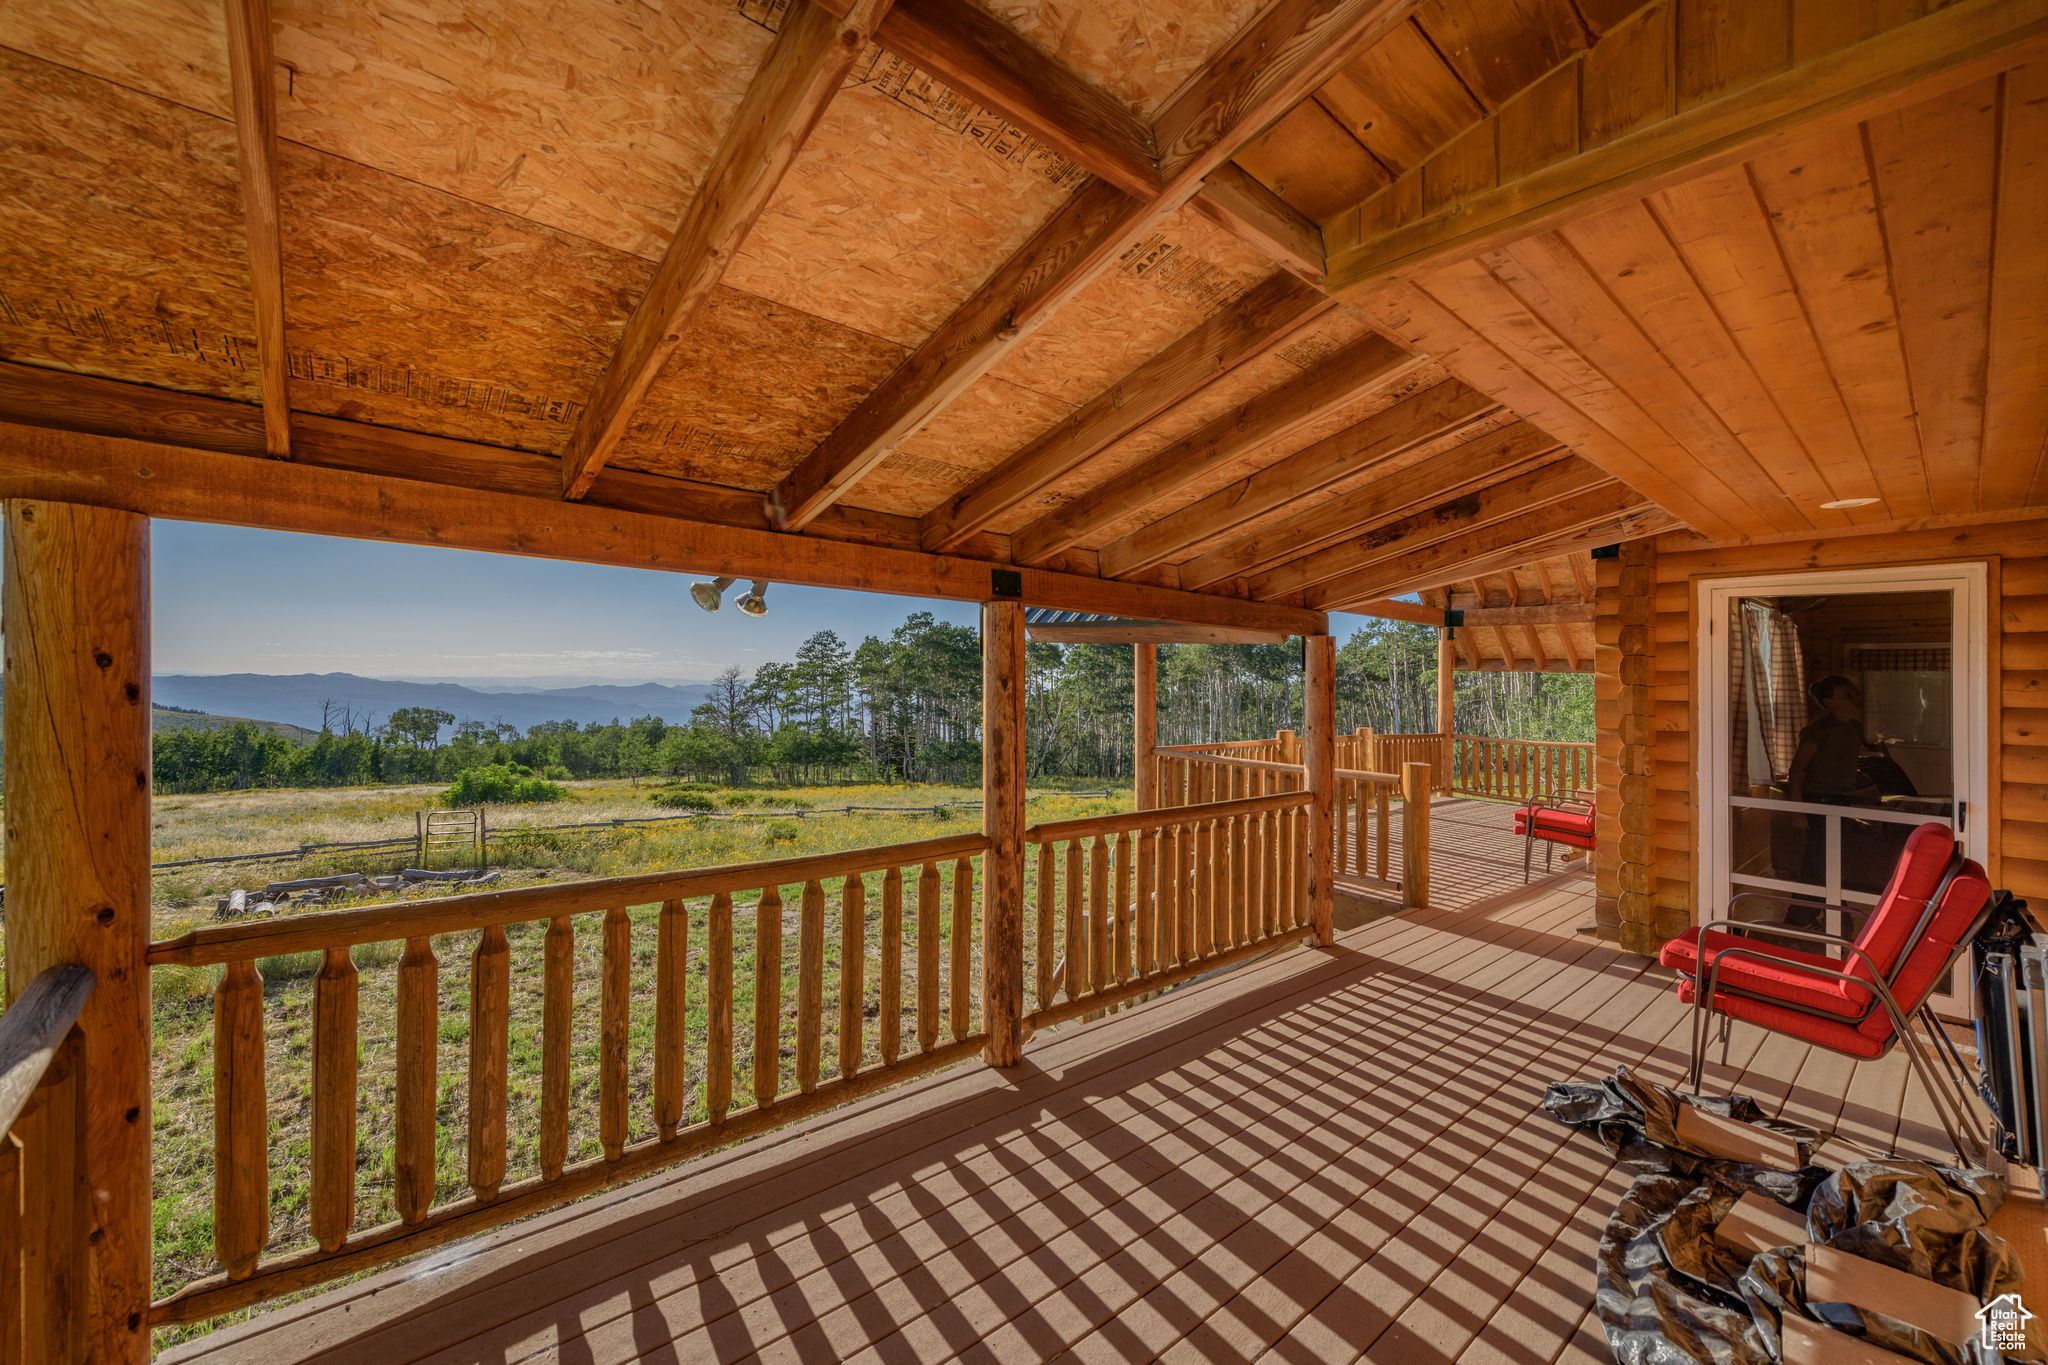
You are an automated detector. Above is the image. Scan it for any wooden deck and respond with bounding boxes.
[166,806,1973,1365]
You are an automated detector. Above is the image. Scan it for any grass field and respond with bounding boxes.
[0,776,1133,1350]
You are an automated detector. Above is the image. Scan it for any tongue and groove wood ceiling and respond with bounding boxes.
[1,0,2042,622]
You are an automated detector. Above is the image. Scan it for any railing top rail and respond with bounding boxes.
[1152,747,1304,774]
[0,962,95,1138]
[147,831,992,967]
[1333,768,1402,784]
[1028,790,1309,842]
[1456,735,1594,749]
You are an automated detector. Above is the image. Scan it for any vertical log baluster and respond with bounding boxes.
[1233,813,1250,947]
[880,869,902,1066]
[949,857,972,1040]
[601,905,631,1158]
[1035,842,1055,1009]
[1089,835,1110,993]
[310,944,357,1253]
[1135,828,1155,976]
[541,916,572,1178]
[468,924,510,1201]
[214,959,268,1277]
[707,893,734,1123]
[394,937,437,1226]
[1336,776,1350,877]
[1377,785,1391,882]
[1114,831,1133,984]
[797,879,825,1094]
[655,898,688,1141]
[1063,840,1085,1000]
[1195,818,1215,958]
[839,874,865,1080]
[1175,823,1194,964]
[754,885,784,1107]
[1247,809,1265,942]
[916,862,940,1053]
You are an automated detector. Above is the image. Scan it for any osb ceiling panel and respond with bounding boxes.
[274,0,768,262]
[854,375,1076,516]
[981,0,1265,116]
[0,0,231,118]
[0,49,260,402]
[724,65,1084,347]
[278,142,645,452]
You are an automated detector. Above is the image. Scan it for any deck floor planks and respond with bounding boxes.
[163,806,1972,1365]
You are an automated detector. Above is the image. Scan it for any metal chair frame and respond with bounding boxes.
[1519,788,1594,883]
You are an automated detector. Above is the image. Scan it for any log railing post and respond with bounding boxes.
[982,600,1026,1065]
[1133,642,1157,812]
[1305,634,1336,944]
[2,500,152,1362]
[1402,762,1432,910]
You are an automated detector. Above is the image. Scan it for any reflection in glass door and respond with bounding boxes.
[1701,566,1986,1017]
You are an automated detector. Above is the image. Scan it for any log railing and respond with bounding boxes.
[1367,733,1453,792]
[1451,735,1594,802]
[0,963,97,1364]
[1333,767,1397,886]
[1026,791,1314,1030]
[1151,744,1305,809]
[145,831,991,1327]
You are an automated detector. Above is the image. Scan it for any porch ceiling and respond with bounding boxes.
[1422,551,1597,674]
[0,0,2040,625]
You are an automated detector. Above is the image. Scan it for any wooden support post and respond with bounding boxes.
[981,599,1026,1066]
[1402,762,1431,910]
[1133,642,1157,811]
[2,500,152,1362]
[1305,634,1336,945]
[1437,627,1456,791]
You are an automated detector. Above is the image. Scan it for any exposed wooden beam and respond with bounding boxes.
[1342,598,1444,627]
[1189,162,1327,283]
[0,423,1328,636]
[224,0,290,458]
[919,272,1333,553]
[560,0,889,501]
[1313,498,1681,610]
[1102,380,1501,581]
[1010,332,1423,567]
[1468,658,1594,674]
[1325,0,2048,298]
[1454,603,1596,626]
[1178,422,1569,592]
[1025,623,1293,645]
[771,180,1148,531]
[1248,459,1625,601]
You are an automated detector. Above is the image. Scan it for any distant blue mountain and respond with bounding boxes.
[150,673,715,738]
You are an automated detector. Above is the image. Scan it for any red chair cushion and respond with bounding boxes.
[1861,858,1990,1047]
[1674,978,1888,1059]
[1515,808,1594,836]
[1661,928,1874,1017]
[1847,823,1962,994]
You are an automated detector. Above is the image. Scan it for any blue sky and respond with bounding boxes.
[138,522,1373,679]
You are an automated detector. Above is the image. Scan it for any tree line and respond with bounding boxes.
[147,613,1594,793]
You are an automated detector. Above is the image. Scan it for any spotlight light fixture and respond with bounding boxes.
[1818,497,1881,509]
[690,577,734,613]
[735,579,770,617]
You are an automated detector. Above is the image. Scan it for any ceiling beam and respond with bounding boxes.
[1247,458,1623,600]
[918,271,1333,553]
[1325,0,2048,298]
[1343,598,1444,627]
[1312,498,1681,610]
[1457,603,1596,626]
[1025,623,1293,644]
[224,0,290,458]
[1010,332,1423,566]
[1179,422,1570,592]
[1187,162,1327,284]
[0,422,1328,636]
[770,179,1148,531]
[560,0,888,501]
[1099,378,1501,581]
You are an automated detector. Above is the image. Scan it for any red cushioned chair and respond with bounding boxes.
[1515,791,1595,882]
[1660,822,1997,1164]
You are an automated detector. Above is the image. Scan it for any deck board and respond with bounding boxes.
[164,806,1962,1365]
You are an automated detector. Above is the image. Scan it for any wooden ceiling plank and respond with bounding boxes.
[1483,231,1816,535]
[1241,453,1612,599]
[1748,123,1933,519]
[1324,0,2048,296]
[1179,422,1574,592]
[1015,332,1428,568]
[1096,376,1500,579]
[1558,199,1855,527]
[1189,162,1329,283]
[918,271,1334,553]
[1313,19,1486,178]
[771,179,1148,531]
[1867,78,2001,516]
[1232,99,1390,223]
[1649,164,1891,520]
[224,0,289,458]
[1984,61,2048,511]
[559,0,888,502]
[1383,262,1751,537]
[1415,0,1590,112]
[1311,496,1680,608]
[0,421,1327,636]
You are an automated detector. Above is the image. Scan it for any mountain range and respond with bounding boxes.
[150,673,717,738]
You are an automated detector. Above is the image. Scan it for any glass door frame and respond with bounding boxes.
[1696,563,1988,1010]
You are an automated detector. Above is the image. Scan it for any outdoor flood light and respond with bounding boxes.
[735,580,770,617]
[691,577,734,612]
